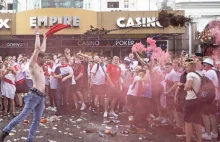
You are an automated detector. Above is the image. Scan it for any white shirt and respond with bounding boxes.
[185,72,202,100]
[203,69,219,100]
[91,64,106,85]
[49,63,59,89]
[127,76,142,96]
[71,66,76,85]
[124,57,138,72]
[164,69,180,96]
[23,62,32,80]
[196,70,205,76]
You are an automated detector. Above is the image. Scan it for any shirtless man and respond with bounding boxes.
[0,27,47,142]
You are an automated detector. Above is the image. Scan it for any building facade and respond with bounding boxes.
[0,8,185,58]
[175,0,220,55]
[1,0,220,57]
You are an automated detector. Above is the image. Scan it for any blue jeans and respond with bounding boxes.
[3,92,45,142]
[26,79,33,92]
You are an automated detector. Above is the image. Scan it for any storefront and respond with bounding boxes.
[0,8,185,57]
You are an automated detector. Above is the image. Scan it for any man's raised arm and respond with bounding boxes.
[40,33,47,52]
[29,27,41,68]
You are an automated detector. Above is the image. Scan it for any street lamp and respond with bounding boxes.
[156,0,175,10]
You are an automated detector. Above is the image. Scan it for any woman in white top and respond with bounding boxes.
[0,61,16,117]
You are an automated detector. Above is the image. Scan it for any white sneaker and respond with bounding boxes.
[211,132,218,139]
[202,133,212,140]
[154,116,162,121]
[80,103,86,111]
[46,106,52,110]
[51,107,57,112]
[149,114,155,119]
[103,111,108,118]
[161,118,167,124]
[109,111,118,117]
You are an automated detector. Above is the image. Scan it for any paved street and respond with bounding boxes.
[0,109,219,142]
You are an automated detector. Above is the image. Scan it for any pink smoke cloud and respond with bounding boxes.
[208,21,220,44]
[131,42,146,53]
[146,38,170,63]
[212,47,220,62]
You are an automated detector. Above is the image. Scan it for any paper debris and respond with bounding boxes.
[52,127,57,130]
[21,137,27,140]
[105,126,112,130]
[13,138,20,141]
[36,136,43,138]
[76,118,83,122]
[48,139,56,142]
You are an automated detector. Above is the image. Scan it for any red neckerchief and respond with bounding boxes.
[49,63,54,69]
[206,67,212,71]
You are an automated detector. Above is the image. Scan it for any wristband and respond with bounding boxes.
[35,33,40,35]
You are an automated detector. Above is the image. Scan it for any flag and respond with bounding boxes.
[46,24,71,38]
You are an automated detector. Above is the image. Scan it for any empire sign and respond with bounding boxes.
[30,16,80,27]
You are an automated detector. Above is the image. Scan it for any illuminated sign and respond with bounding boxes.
[117,17,162,28]
[30,16,80,27]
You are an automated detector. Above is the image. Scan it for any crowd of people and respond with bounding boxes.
[0,34,220,142]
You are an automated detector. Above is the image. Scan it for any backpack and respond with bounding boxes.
[214,70,220,92]
[192,72,215,104]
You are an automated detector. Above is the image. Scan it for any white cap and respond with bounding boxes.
[202,58,214,66]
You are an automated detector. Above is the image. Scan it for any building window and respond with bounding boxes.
[7,3,13,10]
[124,0,129,8]
[41,0,83,8]
[107,2,119,8]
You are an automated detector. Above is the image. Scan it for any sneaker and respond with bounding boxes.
[109,111,118,117]
[149,114,155,119]
[202,133,212,140]
[80,103,86,111]
[0,131,9,142]
[51,107,57,112]
[211,132,218,139]
[154,116,162,121]
[46,106,52,110]
[103,111,108,118]
[92,109,98,115]
[161,118,167,124]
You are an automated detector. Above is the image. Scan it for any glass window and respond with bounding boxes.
[124,0,129,8]
[41,0,83,8]
[7,3,13,10]
[107,2,119,8]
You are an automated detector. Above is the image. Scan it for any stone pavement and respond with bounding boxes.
[0,109,219,142]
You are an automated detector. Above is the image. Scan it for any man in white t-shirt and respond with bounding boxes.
[201,58,219,140]
[184,61,202,142]
[126,69,149,127]
[90,56,106,114]
[164,63,180,125]
[124,53,138,72]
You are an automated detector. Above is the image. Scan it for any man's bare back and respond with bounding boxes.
[30,63,45,93]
